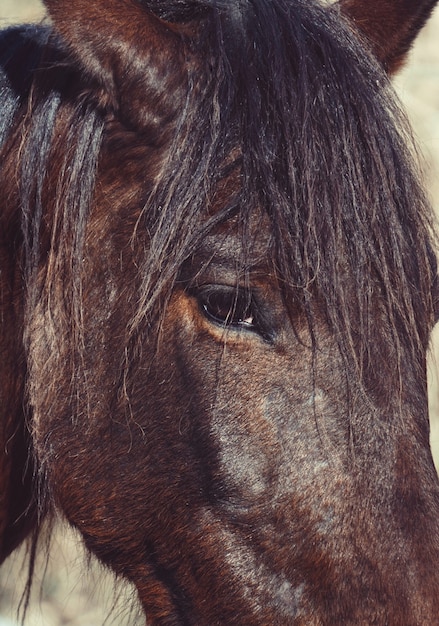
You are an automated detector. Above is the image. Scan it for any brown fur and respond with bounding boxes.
[1,0,439,624]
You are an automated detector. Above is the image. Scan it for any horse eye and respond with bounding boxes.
[197,287,256,332]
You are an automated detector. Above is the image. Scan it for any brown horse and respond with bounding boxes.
[1,0,439,623]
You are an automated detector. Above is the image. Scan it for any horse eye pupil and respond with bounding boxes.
[205,294,230,321]
[193,287,274,342]
[202,291,253,328]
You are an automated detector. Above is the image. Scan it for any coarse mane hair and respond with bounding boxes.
[0,0,437,410]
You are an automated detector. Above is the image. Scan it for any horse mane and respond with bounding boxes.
[0,0,437,410]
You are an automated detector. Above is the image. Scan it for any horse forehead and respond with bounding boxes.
[194,214,273,272]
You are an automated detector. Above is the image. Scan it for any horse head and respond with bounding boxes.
[1,0,439,623]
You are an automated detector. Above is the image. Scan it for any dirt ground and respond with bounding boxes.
[1,2,439,625]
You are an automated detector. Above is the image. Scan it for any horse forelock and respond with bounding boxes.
[134,0,438,394]
[0,0,437,405]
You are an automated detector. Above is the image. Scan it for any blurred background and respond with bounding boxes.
[1,1,439,624]
[0,0,44,24]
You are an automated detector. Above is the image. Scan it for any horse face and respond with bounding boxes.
[28,150,438,625]
[32,209,345,623]
[17,0,439,623]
